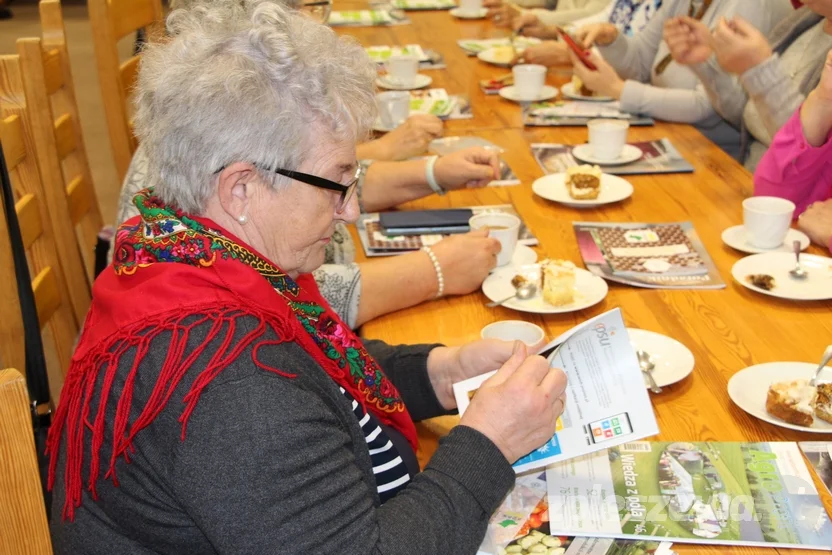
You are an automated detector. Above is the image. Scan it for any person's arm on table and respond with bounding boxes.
[172,342,565,554]
[797,199,832,251]
[351,231,501,328]
[360,148,499,213]
[356,115,443,162]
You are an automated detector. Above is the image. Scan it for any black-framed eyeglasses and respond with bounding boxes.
[272,165,360,212]
[215,163,361,212]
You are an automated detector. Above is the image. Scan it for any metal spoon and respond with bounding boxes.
[808,344,832,387]
[637,350,662,394]
[486,282,537,308]
[789,240,808,280]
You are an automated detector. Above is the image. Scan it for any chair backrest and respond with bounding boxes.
[0,368,52,555]
[0,74,79,405]
[0,42,92,328]
[88,0,163,182]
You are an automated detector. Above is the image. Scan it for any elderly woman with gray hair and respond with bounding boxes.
[48,2,568,553]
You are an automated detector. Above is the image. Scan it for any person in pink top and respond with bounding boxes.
[754,49,832,252]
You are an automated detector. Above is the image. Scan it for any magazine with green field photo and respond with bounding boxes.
[546,442,832,550]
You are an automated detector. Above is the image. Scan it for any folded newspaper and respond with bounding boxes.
[523,101,655,127]
[365,44,446,69]
[454,308,660,474]
[531,141,693,176]
[328,9,409,26]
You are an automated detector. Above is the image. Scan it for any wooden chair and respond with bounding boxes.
[88,0,164,182]
[0,82,79,406]
[0,41,93,328]
[0,368,52,555]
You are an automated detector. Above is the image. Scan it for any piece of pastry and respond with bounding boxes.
[746,274,775,291]
[814,383,832,424]
[541,259,576,306]
[572,75,594,97]
[766,379,816,427]
[566,165,602,200]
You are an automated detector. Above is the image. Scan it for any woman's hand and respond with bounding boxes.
[711,16,772,75]
[490,3,521,28]
[664,16,713,65]
[369,114,443,161]
[575,23,618,48]
[519,41,570,67]
[512,13,555,39]
[798,199,832,249]
[430,229,501,296]
[568,49,625,99]
[800,51,832,146]
[434,147,500,190]
[458,342,567,464]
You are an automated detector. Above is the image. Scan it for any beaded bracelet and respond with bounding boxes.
[422,246,445,298]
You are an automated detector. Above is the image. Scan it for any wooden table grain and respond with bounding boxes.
[336,8,832,554]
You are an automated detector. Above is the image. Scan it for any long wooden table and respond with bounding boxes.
[335,7,832,555]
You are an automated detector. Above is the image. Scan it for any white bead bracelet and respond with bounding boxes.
[422,246,444,298]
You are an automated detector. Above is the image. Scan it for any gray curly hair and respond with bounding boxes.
[133,0,377,213]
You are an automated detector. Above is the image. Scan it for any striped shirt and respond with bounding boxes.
[340,387,415,503]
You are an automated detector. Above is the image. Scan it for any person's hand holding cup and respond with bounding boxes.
[469,213,521,267]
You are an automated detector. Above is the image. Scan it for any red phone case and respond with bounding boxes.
[557,28,597,71]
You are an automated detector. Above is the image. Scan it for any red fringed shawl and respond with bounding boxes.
[46,189,418,521]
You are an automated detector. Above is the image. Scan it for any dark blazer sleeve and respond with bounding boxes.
[170,339,515,555]
[362,339,453,421]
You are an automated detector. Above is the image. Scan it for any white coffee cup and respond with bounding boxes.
[376,91,410,128]
[587,119,629,161]
[385,55,420,87]
[469,213,521,267]
[459,0,483,15]
[512,64,547,100]
[743,196,796,249]
[481,320,545,350]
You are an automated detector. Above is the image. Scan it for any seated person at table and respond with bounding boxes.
[511,0,664,67]
[49,3,569,552]
[564,0,790,161]
[753,51,832,253]
[489,0,609,28]
[664,1,832,170]
[118,141,502,328]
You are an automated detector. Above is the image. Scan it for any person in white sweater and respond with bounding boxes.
[566,0,793,161]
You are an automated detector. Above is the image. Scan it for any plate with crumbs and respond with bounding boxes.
[482,262,608,314]
[731,252,832,300]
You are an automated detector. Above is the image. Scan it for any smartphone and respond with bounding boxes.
[379,209,474,236]
[586,412,633,444]
[557,27,598,71]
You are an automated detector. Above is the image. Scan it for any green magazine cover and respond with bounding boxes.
[546,442,832,550]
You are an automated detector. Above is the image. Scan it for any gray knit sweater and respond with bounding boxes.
[50,318,515,554]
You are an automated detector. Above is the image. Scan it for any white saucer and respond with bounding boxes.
[721,225,810,254]
[532,172,633,208]
[375,74,432,90]
[505,244,538,268]
[731,252,832,301]
[627,328,694,389]
[482,263,608,314]
[450,7,488,18]
[728,362,832,433]
[560,82,614,102]
[572,143,643,166]
[498,85,559,103]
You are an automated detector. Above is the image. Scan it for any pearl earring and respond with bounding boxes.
[238,214,248,224]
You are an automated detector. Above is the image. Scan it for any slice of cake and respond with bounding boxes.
[572,75,594,97]
[815,383,832,424]
[566,165,602,200]
[541,259,576,306]
[766,379,816,427]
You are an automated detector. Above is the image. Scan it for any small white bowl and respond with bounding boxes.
[480,320,545,349]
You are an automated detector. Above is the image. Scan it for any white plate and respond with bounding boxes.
[721,225,810,254]
[482,264,608,314]
[560,82,614,102]
[375,74,432,90]
[450,7,488,18]
[731,252,832,301]
[477,47,519,67]
[506,244,537,268]
[572,143,643,166]
[728,362,832,433]
[627,329,694,389]
[498,85,559,103]
[532,172,633,208]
